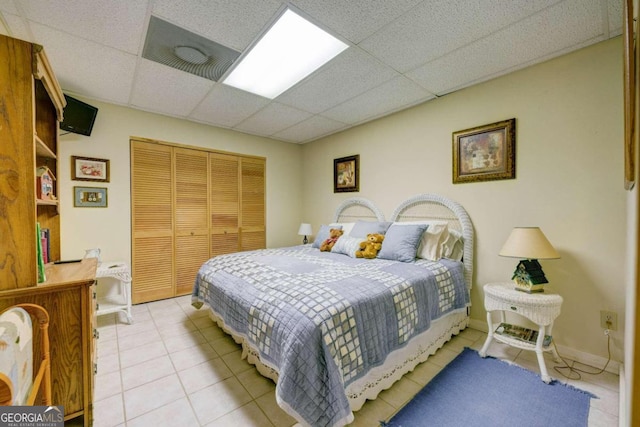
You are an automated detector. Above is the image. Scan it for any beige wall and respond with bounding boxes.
[301,37,625,363]
[58,102,303,265]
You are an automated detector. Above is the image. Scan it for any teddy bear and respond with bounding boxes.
[355,233,385,259]
[320,228,344,252]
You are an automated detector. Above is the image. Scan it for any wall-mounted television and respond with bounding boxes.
[60,95,98,136]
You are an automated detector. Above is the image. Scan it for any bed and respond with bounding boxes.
[192,194,473,427]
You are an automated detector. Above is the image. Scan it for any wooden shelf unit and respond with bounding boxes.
[0,35,96,425]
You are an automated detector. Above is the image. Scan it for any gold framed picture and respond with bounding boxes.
[623,0,636,190]
[452,118,516,184]
[334,155,359,193]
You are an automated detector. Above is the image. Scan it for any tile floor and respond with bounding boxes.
[89,295,620,427]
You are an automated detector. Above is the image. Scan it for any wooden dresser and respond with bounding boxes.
[0,259,97,425]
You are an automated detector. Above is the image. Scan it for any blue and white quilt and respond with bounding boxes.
[192,245,469,427]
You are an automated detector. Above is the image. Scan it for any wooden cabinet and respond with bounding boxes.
[0,34,65,289]
[131,139,266,303]
[0,34,95,425]
[0,259,98,425]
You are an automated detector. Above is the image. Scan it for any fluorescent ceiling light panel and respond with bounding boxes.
[223,9,348,99]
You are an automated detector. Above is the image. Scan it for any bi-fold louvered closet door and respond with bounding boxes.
[131,139,266,304]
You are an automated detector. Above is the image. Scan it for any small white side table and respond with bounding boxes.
[479,282,563,383]
[96,261,133,324]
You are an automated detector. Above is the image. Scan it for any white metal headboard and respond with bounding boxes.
[332,198,385,223]
[390,194,474,290]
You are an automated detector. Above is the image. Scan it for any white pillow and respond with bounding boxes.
[331,235,362,258]
[330,222,355,236]
[442,229,464,261]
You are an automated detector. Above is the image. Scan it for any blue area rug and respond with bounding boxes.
[384,347,596,427]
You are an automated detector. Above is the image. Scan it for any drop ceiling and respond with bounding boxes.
[0,0,623,144]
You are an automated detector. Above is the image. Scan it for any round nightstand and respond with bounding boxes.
[478,282,563,383]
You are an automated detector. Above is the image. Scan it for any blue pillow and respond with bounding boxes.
[378,224,428,262]
[312,224,342,248]
[349,220,392,238]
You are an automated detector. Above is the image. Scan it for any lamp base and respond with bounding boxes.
[512,259,548,293]
[302,236,308,244]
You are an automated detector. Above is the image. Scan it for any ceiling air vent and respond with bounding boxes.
[142,16,240,81]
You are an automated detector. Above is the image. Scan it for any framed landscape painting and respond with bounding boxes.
[452,118,516,184]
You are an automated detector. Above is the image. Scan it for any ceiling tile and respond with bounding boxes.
[29,23,137,104]
[607,0,623,36]
[130,59,214,117]
[321,76,434,125]
[290,0,422,43]
[359,0,559,73]
[407,0,606,95]
[0,1,18,15]
[152,0,282,51]
[277,47,398,114]
[272,115,348,143]
[234,102,313,136]
[190,84,270,128]
[1,12,31,41]
[18,0,148,54]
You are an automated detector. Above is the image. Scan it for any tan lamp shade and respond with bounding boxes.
[499,227,560,260]
[298,223,313,236]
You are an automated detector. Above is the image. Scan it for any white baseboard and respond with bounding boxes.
[467,319,620,375]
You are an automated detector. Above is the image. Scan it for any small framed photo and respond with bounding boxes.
[74,186,108,208]
[334,155,359,193]
[71,156,110,182]
[452,118,516,184]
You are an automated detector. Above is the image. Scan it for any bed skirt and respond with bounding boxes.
[205,305,469,412]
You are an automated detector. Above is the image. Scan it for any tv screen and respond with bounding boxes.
[60,95,98,136]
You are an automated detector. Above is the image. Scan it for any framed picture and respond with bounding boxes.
[623,0,636,190]
[71,156,110,182]
[74,186,108,208]
[334,155,359,193]
[452,118,516,184]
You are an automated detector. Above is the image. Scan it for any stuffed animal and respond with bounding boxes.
[320,228,344,252]
[355,233,385,259]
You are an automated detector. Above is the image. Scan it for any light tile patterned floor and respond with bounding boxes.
[88,295,619,426]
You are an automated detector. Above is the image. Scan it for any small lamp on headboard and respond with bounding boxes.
[499,227,560,293]
[298,223,313,245]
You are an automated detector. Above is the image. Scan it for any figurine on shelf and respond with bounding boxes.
[36,166,56,200]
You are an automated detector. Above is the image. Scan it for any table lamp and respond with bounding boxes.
[298,223,313,244]
[499,227,560,293]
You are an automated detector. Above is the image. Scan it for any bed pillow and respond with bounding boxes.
[331,235,362,258]
[312,224,343,249]
[416,221,450,261]
[442,229,464,261]
[377,223,427,262]
[349,220,392,238]
[330,222,355,236]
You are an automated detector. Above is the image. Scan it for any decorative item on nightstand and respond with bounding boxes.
[298,223,313,244]
[499,227,560,293]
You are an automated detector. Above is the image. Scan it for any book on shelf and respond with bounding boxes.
[494,322,552,347]
[40,227,50,264]
[36,222,46,283]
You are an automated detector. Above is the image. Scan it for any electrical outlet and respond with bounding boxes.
[600,310,618,331]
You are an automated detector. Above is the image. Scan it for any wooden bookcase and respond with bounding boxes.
[0,34,97,425]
